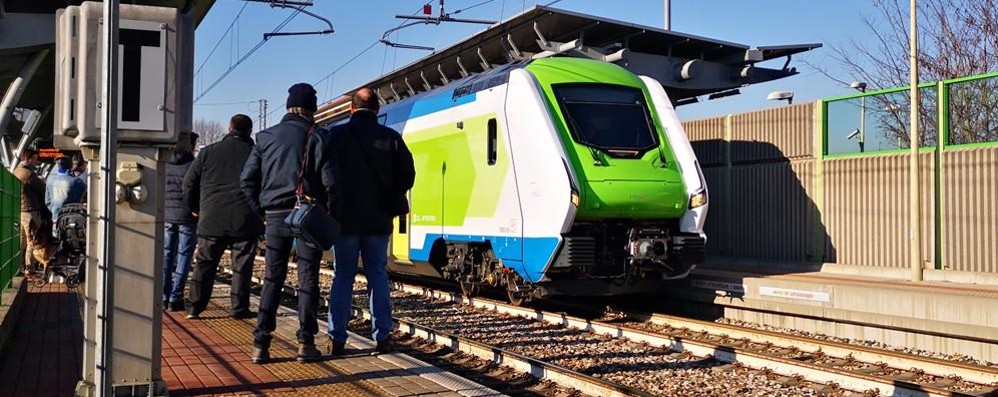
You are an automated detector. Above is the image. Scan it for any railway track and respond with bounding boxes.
[228,258,998,396]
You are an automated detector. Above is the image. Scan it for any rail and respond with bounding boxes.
[0,167,21,304]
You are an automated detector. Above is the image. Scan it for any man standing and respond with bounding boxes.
[14,149,53,275]
[242,83,325,363]
[320,88,414,356]
[184,115,262,319]
[163,133,199,312]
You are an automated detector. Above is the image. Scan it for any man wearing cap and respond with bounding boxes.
[242,83,327,363]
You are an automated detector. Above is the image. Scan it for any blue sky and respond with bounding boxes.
[192,0,885,126]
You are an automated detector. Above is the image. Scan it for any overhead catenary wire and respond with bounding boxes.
[195,6,304,102]
[195,1,250,79]
[265,5,431,118]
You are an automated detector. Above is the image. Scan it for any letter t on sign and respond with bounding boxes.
[119,29,160,123]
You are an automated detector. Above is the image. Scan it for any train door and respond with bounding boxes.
[391,194,411,263]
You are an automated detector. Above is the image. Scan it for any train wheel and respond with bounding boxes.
[459,279,479,298]
[505,274,531,306]
[507,289,530,306]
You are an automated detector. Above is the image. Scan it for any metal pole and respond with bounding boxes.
[860,95,866,153]
[908,0,923,282]
[97,1,119,395]
[664,0,671,30]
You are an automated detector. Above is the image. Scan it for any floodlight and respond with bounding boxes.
[849,81,867,92]
[767,90,794,104]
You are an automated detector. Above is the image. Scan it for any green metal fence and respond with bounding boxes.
[0,167,21,304]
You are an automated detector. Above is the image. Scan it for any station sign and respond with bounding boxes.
[54,2,193,147]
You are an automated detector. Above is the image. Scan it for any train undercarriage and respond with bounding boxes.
[431,221,705,305]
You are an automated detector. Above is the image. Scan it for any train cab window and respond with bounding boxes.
[487,118,498,166]
[553,84,658,154]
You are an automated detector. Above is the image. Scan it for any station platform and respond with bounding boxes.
[0,280,497,397]
[663,262,998,363]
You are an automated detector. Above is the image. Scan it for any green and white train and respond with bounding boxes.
[319,57,708,304]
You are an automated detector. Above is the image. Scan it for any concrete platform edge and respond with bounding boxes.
[705,257,998,286]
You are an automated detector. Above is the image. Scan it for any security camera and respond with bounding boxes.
[846,128,860,140]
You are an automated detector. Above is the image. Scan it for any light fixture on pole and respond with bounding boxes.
[767,90,794,105]
[851,81,867,152]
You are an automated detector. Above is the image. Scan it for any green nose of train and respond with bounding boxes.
[527,58,689,220]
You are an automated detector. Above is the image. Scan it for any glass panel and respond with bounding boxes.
[553,84,658,152]
[948,76,998,145]
[826,87,938,155]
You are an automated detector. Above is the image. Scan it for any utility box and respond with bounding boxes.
[55,2,193,147]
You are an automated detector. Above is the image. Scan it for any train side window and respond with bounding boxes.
[487,118,497,166]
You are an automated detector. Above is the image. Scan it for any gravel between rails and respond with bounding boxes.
[710,317,998,368]
[235,260,845,396]
[366,289,848,397]
[235,257,995,395]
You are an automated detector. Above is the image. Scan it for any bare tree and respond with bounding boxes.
[193,118,226,147]
[812,0,998,146]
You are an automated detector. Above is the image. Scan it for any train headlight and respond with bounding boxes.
[570,189,580,207]
[689,189,707,209]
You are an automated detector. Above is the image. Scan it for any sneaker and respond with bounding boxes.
[251,347,270,364]
[297,344,322,363]
[185,311,201,319]
[325,338,345,356]
[374,339,392,355]
[169,301,185,312]
[162,300,169,312]
[231,310,256,320]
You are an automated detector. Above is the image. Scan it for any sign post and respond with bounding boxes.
[56,2,194,396]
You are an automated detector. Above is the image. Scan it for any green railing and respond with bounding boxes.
[0,167,21,304]
[822,71,998,157]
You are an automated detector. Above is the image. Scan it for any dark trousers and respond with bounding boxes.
[253,210,322,348]
[186,236,256,315]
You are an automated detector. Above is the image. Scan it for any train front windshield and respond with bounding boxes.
[553,84,659,153]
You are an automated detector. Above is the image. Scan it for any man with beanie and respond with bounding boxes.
[184,115,262,320]
[242,83,325,363]
[163,132,198,312]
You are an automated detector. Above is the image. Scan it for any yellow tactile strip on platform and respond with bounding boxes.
[184,284,466,397]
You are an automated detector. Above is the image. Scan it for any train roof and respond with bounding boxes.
[316,4,821,124]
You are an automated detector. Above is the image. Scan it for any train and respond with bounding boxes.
[318,57,708,304]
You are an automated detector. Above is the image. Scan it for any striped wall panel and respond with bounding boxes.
[822,153,936,268]
[942,146,998,273]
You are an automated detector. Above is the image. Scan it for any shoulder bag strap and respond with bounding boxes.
[294,125,316,201]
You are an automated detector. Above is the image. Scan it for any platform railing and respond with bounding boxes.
[683,71,998,275]
[0,167,21,304]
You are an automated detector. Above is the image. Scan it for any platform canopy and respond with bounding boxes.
[0,0,215,161]
[318,5,820,121]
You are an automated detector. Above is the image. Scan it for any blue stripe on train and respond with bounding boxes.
[381,90,477,133]
[409,234,560,283]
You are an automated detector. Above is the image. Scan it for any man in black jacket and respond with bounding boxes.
[183,115,262,320]
[317,88,415,356]
[241,83,325,363]
[163,132,198,312]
